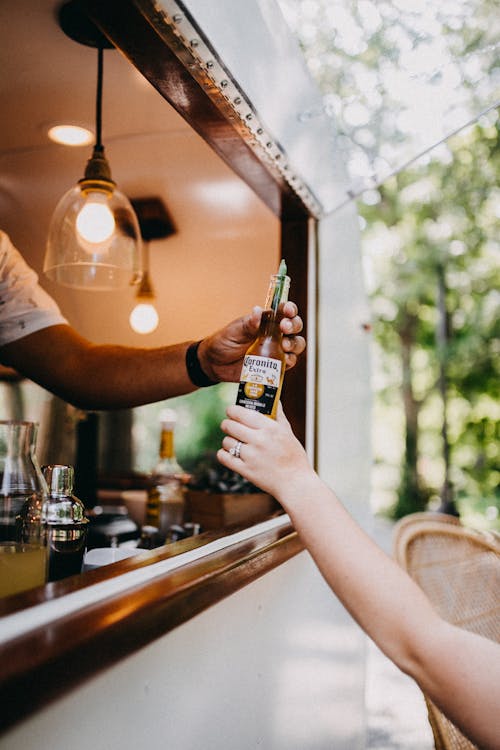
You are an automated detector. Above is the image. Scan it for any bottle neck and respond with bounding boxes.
[258,308,284,338]
[155,428,184,479]
[259,271,290,338]
[264,272,290,313]
[159,429,175,460]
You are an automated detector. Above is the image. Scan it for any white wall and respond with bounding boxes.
[311,199,373,747]
[317,202,372,525]
[1,551,365,750]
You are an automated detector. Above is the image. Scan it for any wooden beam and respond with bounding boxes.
[281,217,309,446]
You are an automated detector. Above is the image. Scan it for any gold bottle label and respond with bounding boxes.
[236,354,282,415]
[146,487,160,525]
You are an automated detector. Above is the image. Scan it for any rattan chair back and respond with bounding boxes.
[393,515,500,750]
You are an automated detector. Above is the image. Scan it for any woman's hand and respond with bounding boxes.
[217,403,312,500]
[197,302,305,384]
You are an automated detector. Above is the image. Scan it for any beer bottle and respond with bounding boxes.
[145,409,188,539]
[236,259,290,419]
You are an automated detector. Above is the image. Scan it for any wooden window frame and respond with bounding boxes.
[82,0,312,442]
[0,3,316,733]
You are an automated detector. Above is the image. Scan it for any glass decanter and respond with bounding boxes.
[0,420,48,598]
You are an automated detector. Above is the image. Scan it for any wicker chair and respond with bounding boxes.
[392,511,461,536]
[393,515,500,750]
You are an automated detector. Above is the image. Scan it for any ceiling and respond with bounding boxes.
[0,0,280,347]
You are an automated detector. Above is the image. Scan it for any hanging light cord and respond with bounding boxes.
[95,46,104,152]
[81,44,113,184]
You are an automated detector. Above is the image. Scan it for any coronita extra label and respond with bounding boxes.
[236,355,282,415]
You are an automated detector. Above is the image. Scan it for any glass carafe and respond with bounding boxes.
[0,420,48,598]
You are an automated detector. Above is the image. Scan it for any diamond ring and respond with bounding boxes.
[229,440,243,459]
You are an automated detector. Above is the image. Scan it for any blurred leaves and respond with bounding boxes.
[132,383,237,475]
[360,117,500,520]
[279,0,500,196]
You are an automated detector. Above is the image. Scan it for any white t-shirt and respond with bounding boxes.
[0,230,68,348]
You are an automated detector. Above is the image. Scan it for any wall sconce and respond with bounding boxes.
[43,1,141,290]
[129,197,176,335]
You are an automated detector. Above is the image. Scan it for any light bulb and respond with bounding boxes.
[76,191,115,246]
[129,302,159,334]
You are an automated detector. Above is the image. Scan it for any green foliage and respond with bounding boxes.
[132,382,237,474]
[278,0,500,188]
[393,464,430,520]
[454,413,500,504]
[359,117,500,521]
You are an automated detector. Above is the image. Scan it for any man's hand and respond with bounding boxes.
[198,301,305,383]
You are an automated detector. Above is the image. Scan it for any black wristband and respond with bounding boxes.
[185,340,218,387]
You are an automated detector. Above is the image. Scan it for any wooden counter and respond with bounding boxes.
[0,515,302,734]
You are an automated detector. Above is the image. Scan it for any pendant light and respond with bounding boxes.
[129,242,159,334]
[44,1,141,290]
[129,197,176,335]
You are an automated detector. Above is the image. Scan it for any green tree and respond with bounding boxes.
[279,0,500,522]
[278,0,500,198]
[132,383,236,474]
[360,118,500,519]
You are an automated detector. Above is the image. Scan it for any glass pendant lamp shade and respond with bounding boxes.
[44,147,141,290]
[44,21,142,291]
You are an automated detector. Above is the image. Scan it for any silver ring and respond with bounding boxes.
[229,440,243,459]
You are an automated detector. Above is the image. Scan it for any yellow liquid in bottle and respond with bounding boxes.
[236,309,286,419]
[0,542,47,598]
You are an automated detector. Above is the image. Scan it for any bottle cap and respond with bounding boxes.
[43,464,75,496]
[159,408,177,429]
[42,465,87,524]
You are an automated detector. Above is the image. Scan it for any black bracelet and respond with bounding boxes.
[185,340,218,387]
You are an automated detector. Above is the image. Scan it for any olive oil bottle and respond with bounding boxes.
[236,259,290,419]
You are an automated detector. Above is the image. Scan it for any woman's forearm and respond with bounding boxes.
[413,620,500,750]
[277,474,440,673]
[277,476,500,750]
[218,406,500,750]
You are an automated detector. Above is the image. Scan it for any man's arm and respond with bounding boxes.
[0,325,195,409]
[0,302,305,410]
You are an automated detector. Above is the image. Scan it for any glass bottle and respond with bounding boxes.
[236,259,291,419]
[137,524,163,550]
[145,409,188,541]
[42,464,89,581]
[0,420,48,598]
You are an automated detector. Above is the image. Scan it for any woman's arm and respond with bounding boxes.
[218,405,500,750]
